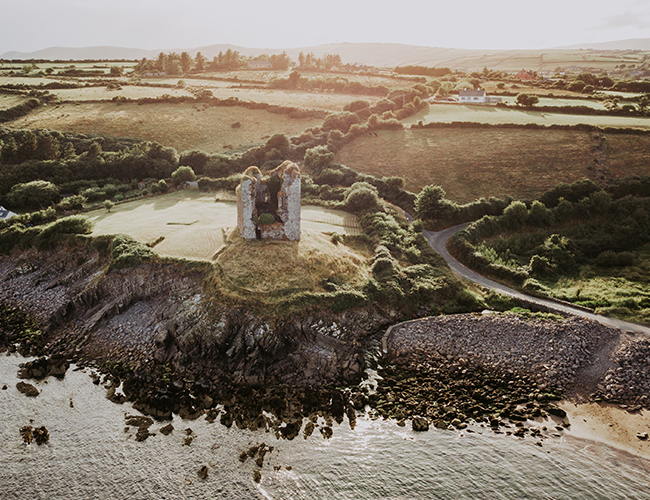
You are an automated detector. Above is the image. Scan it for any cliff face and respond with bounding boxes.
[0,244,394,387]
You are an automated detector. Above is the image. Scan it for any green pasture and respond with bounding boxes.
[8,101,322,154]
[404,103,650,129]
[87,190,360,261]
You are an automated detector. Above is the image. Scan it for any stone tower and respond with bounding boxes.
[236,161,301,241]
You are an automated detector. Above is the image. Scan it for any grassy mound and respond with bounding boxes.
[212,229,370,306]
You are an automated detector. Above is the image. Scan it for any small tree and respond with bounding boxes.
[103,200,115,213]
[414,184,454,220]
[515,93,539,107]
[171,166,197,184]
[109,66,124,76]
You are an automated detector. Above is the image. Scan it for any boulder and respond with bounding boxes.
[16,381,39,397]
[412,417,429,431]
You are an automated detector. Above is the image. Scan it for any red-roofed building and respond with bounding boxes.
[515,69,536,81]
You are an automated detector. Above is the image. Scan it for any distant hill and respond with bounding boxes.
[1,46,156,60]
[555,38,650,50]
[3,40,650,71]
[1,42,477,66]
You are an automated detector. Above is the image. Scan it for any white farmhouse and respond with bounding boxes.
[0,206,16,221]
[458,89,502,104]
[459,89,486,103]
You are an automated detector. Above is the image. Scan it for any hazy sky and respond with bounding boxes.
[1,0,649,54]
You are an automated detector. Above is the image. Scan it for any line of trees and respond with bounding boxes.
[134,50,346,74]
[134,49,246,74]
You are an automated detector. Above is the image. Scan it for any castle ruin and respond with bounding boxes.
[236,160,301,241]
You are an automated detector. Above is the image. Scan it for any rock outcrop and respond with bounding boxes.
[0,245,390,389]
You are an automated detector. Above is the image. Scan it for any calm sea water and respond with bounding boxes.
[1,352,649,500]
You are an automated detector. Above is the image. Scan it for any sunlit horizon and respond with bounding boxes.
[1,0,649,56]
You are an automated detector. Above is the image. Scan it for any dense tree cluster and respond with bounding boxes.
[448,177,650,288]
[297,52,342,71]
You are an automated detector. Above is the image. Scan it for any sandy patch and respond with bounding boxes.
[561,401,650,460]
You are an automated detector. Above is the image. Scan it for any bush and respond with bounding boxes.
[34,215,93,249]
[109,234,155,268]
[595,250,634,267]
[414,184,458,222]
[7,180,60,209]
[171,166,197,184]
[56,195,87,212]
[530,254,552,275]
[515,93,539,107]
[502,201,528,229]
[344,182,381,213]
[257,213,275,225]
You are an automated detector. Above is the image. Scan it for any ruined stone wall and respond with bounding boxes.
[236,162,301,241]
[236,177,257,241]
[278,163,301,241]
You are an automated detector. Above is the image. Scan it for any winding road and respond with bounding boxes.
[423,223,650,336]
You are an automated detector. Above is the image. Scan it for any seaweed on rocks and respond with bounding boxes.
[368,360,564,433]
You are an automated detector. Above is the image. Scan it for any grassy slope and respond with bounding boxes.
[213,229,370,304]
[8,101,322,154]
[546,256,650,325]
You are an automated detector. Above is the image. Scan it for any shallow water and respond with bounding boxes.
[1,353,649,500]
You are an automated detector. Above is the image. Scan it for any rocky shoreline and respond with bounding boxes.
[0,244,394,435]
[3,244,650,445]
[377,312,650,434]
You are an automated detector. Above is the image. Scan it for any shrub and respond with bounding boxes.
[7,180,59,209]
[34,216,93,249]
[595,250,634,267]
[515,93,539,107]
[56,195,87,212]
[414,184,458,222]
[522,278,550,294]
[171,166,197,184]
[257,213,275,225]
[344,182,381,213]
[530,254,552,275]
[502,201,528,229]
[178,150,210,174]
[109,234,155,268]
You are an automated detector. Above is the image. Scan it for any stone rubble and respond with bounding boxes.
[387,313,620,393]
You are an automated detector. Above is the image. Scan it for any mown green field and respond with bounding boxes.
[500,96,607,109]
[47,86,194,101]
[335,127,650,202]
[404,103,650,129]
[87,190,361,261]
[8,101,322,154]
[0,93,27,110]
